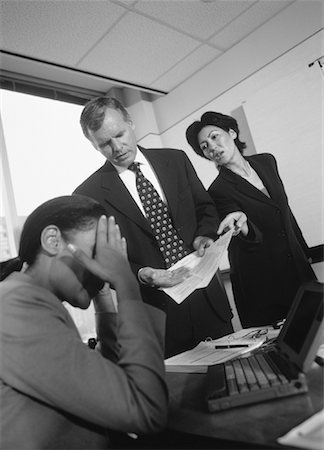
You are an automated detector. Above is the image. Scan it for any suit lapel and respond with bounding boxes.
[247,156,280,202]
[220,162,278,207]
[100,161,152,232]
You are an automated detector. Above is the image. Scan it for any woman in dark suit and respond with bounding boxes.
[186,111,316,327]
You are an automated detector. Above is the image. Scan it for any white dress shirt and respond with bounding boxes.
[116,148,167,217]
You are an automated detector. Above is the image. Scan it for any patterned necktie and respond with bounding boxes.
[129,162,188,268]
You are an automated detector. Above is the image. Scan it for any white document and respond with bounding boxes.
[162,228,234,304]
[165,334,266,373]
[224,326,281,343]
[278,409,324,450]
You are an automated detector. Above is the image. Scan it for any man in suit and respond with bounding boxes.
[74,97,244,357]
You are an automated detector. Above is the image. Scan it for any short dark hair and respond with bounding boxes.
[80,96,131,140]
[186,111,246,158]
[0,195,105,280]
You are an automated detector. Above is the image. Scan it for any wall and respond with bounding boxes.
[139,25,323,250]
[151,0,323,133]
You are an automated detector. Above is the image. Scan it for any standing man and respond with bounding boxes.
[74,97,237,357]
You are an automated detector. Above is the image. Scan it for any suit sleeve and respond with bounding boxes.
[288,205,312,258]
[267,154,311,257]
[1,285,168,434]
[181,152,221,239]
[208,182,262,249]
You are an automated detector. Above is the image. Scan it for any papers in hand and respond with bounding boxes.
[165,331,267,373]
[162,228,234,304]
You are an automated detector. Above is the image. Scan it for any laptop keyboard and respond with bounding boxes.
[209,352,299,398]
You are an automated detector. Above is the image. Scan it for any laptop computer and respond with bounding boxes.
[205,281,324,412]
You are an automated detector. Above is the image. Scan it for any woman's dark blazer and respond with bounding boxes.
[208,153,316,327]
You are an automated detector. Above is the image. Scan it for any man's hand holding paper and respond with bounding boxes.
[138,266,191,288]
[162,228,234,303]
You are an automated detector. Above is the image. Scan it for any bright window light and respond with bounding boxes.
[1,89,104,218]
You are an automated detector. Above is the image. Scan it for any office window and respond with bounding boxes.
[1,89,104,340]
[0,89,104,259]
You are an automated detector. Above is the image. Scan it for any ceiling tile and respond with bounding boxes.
[113,0,137,5]
[79,12,200,87]
[210,0,295,50]
[0,0,126,65]
[151,44,221,91]
[134,0,254,40]
[0,0,303,96]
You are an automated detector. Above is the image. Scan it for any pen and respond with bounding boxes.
[214,344,250,349]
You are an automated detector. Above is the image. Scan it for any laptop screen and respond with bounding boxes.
[277,281,323,372]
[283,290,323,353]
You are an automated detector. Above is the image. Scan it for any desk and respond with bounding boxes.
[166,362,323,448]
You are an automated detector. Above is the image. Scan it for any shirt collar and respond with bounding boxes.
[133,148,148,166]
[112,147,146,174]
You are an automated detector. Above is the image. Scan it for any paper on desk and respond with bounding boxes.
[162,228,234,304]
[226,326,281,342]
[165,335,266,373]
[277,409,324,450]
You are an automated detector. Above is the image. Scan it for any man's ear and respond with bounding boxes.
[229,128,237,139]
[128,119,135,130]
[41,226,62,256]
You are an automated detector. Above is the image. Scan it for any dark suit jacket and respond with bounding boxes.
[74,148,233,356]
[208,153,316,327]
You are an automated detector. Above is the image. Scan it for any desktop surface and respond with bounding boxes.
[166,362,323,448]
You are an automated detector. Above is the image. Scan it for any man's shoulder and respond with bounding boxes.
[141,147,188,162]
[0,274,65,317]
[73,162,107,194]
[141,147,184,155]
